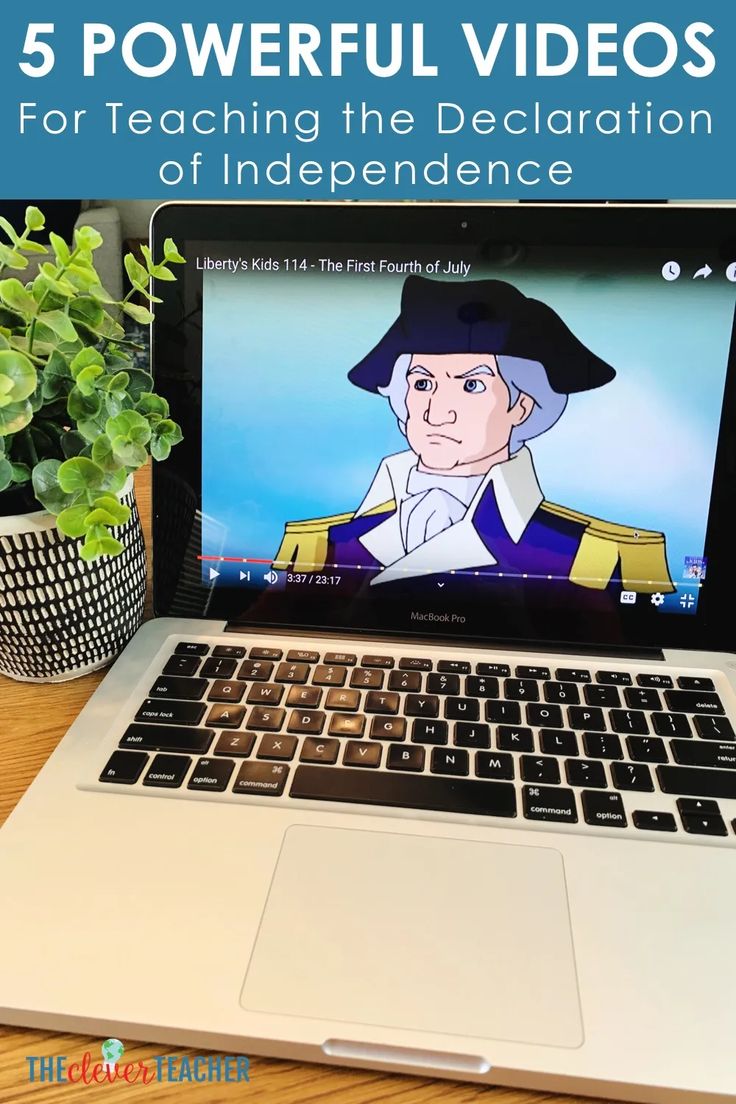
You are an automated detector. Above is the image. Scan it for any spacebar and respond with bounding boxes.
[290,766,517,817]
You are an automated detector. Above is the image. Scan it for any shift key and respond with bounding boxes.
[120,723,214,754]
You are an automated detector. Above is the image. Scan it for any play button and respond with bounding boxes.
[209,567,220,580]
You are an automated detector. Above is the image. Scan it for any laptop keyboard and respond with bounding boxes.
[96,638,736,842]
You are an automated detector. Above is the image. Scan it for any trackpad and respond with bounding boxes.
[241,826,583,1047]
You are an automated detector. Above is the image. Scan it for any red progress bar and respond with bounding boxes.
[198,555,273,564]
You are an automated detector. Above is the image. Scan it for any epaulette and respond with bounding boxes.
[540,502,675,593]
[273,500,395,572]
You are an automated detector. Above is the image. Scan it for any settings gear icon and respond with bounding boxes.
[650,592,665,607]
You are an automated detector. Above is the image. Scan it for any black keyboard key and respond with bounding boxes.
[324,651,357,666]
[313,664,348,687]
[438,660,471,674]
[611,762,654,792]
[504,678,539,701]
[670,740,736,769]
[286,649,320,663]
[677,676,716,692]
[405,694,440,718]
[652,712,691,739]
[399,656,432,671]
[565,759,607,788]
[175,642,210,656]
[610,710,649,736]
[201,657,237,679]
[527,702,563,728]
[246,682,284,706]
[214,732,255,757]
[208,680,246,703]
[694,715,735,741]
[584,685,621,708]
[583,732,623,760]
[569,706,606,732]
[522,785,577,823]
[163,654,201,677]
[237,659,274,681]
[388,670,422,692]
[274,662,310,684]
[516,665,550,680]
[596,670,633,686]
[477,662,511,677]
[250,647,283,660]
[99,749,148,784]
[365,691,400,715]
[329,713,366,737]
[300,737,340,764]
[212,644,246,659]
[205,703,245,729]
[664,690,724,715]
[431,748,469,777]
[149,675,208,701]
[543,682,580,705]
[120,724,213,754]
[427,673,461,695]
[134,699,206,726]
[142,753,191,788]
[361,653,394,669]
[445,697,480,721]
[257,734,298,761]
[370,716,407,741]
[287,685,323,709]
[324,688,360,711]
[582,790,627,827]
[411,719,448,744]
[657,765,736,800]
[540,729,578,757]
[627,736,668,763]
[637,674,673,689]
[485,700,522,725]
[290,765,517,818]
[625,688,661,711]
[521,756,560,784]
[454,722,491,749]
[496,726,534,753]
[476,751,515,780]
[246,706,286,731]
[343,740,381,768]
[387,744,425,772]
[681,813,728,837]
[633,810,677,832]
[677,797,720,816]
[350,667,384,689]
[233,761,289,796]
[288,710,326,735]
[187,757,234,792]
[465,676,499,698]
[555,668,591,683]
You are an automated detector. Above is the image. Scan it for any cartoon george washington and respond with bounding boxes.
[274,276,674,597]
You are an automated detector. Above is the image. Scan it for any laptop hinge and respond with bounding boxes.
[224,623,665,662]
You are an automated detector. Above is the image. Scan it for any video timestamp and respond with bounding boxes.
[287,573,342,586]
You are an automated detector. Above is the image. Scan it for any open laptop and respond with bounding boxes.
[1,202,735,1103]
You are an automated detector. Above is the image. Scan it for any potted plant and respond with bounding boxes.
[0,206,183,682]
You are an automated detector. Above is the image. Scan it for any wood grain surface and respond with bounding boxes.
[0,468,598,1104]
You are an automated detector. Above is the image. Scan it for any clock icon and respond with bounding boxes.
[662,261,681,282]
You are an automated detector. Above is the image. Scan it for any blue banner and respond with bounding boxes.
[0,0,732,199]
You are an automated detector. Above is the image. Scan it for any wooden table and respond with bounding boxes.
[0,469,598,1104]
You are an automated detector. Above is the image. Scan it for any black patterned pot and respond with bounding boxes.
[0,479,146,682]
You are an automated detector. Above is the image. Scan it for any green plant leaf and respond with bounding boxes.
[0,278,38,316]
[25,206,45,232]
[125,369,154,401]
[91,434,116,471]
[124,254,149,289]
[80,531,125,560]
[57,503,90,538]
[149,264,176,282]
[0,399,33,435]
[137,392,169,418]
[31,459,75,514]
[163,238,186,264]
[57,456,105,494]
[110,437,148,468]
[10,461,31,484]
[69,297,105,329]
[21,241,48,256]
[100,467,127,494]
[150,418,183,461]
[37,264,76,299]
[60,431,87,459]
[92,493,130,523]
[48,232,71,265]
[74,225,103,251]
[88,284,117,304]
[0,456,12,491]
[84,503,131,528]
[106,409,151,446]
[140,243,154,271]
[76,364,105,396]
[0,243,29,270]
[103,371,130,393]
[38,310,78,343]
[104,389,133,418]
[122,301,155,326]
[70,346,105,377]
[67,386,101,421]
[0,216,20,245]
[0,350,40,403]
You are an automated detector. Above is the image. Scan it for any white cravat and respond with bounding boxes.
[399,468,484,554]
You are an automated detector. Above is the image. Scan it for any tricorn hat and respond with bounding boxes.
[348,276,615,395]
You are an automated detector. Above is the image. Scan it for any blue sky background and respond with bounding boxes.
[201,248,734,609]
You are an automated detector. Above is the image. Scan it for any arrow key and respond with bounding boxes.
[676,797,720,816]
[632,810,677,832]
[681,813,728,836]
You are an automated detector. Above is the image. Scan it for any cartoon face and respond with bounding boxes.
[404,353,533,474]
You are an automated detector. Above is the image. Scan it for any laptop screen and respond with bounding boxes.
[196,237,732,626]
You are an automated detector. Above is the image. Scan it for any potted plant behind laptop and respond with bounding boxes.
[0,206,184,681]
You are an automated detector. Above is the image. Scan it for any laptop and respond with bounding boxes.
[1,202,735,1103]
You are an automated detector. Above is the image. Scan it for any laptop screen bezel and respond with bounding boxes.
[150,201,736,655]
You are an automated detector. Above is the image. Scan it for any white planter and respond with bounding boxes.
[0,478,146,682]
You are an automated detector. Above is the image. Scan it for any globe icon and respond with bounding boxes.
[101,1038,125,1064]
